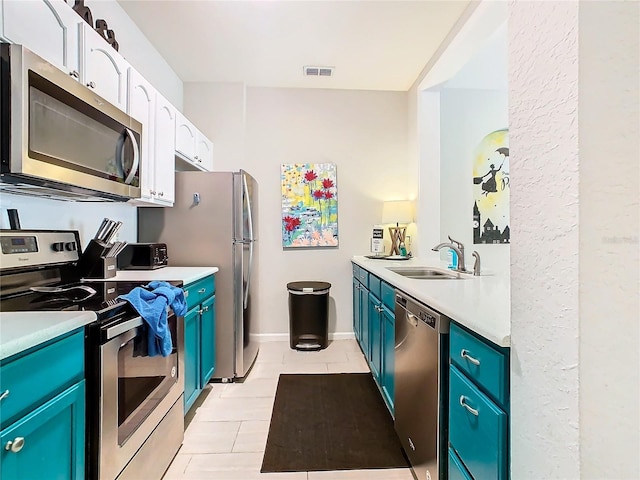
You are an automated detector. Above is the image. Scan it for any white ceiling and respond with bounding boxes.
[117,0,471,91]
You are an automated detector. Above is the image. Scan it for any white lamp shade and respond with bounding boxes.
[381,200,415,224]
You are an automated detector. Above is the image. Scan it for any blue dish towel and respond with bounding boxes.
[118,281,188,357]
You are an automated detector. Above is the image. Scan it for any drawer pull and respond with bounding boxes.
[460,349,480,366]
[5,437,25,453]
[0,389,9,401]
[198,288,206,294]
[459,395,479,416]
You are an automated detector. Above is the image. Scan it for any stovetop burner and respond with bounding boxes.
[0,281,144,321]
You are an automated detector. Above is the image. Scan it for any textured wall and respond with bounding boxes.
[578,1,640,477]
[509,1,581,478]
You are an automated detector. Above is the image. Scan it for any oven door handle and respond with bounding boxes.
[106,316,143,341]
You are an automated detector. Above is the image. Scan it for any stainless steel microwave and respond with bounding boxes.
[0,43,142,201]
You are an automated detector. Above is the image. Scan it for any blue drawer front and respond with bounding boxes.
[381,282,395,310]
[449,365,508,480]
[449,447,473,480]
[450,322,508,407]
[358,268,369,287]
[184,275,216,310]
[0,330,84,428]
[368,275,381,299]
[352,263,360,279]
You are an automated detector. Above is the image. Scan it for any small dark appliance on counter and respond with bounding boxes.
[117,242,168,270]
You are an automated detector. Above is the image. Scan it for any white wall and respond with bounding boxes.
[578,1,639,477]
[184,83,410,337]
[439,88,509,272]
[0,194,137,247]
[509,2,581,476]
[510,1,639,478]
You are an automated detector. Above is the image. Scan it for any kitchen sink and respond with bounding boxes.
[386,267,466,279]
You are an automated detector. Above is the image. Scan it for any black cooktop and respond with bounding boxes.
[0,280,182,323]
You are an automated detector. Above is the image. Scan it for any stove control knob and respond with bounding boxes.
[65,242,77,251]
[52,242,65,252]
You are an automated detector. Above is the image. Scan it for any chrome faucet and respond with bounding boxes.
[472,251,481,276]
[432,235,467,272]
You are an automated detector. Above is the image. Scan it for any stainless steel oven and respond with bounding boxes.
[0,43,142,201]
[0,229,185,480]
[92,311,184,480]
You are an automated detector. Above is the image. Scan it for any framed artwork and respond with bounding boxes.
[472,129,510,244]
[281,163,338,248]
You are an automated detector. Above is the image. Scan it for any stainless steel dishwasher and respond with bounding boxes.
[394,291,450,480]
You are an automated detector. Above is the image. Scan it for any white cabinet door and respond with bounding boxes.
[80,23,128,110]
[127,68,156,203]
[2,0,81,75]
[153,94,176,206]
[175,111,197,160]
[196,132,214,171]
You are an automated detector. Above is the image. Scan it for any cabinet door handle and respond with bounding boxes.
[0,389,9,401]
[69,70,79,78]
[158,191,164,197]
[203,306,209,312]
[5,437,25,453]
[459,396,479,416]
[460,349,480,366]
[198,288,206,294]
[86,81,96,88]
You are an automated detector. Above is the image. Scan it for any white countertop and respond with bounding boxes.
[0,311,96,361]
[352,256,511,347]
[100,266,219,285]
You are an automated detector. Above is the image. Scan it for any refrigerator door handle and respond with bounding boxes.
[243,173,255,242]
[244,240,254,309]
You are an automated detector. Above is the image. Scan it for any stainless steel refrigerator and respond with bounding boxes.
[138,170,259,381]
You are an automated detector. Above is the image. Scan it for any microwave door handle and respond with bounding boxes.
[115,128,140,185]
[123,128,140,185]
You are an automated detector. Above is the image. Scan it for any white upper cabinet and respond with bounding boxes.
[153,93,176,205]
[175,111,197,160]
[175,111,214,171]
[80,23,128,110]
[127,68,157,203]
[128,68,175,207]
[195,133,214,171]
[2,0,81,76]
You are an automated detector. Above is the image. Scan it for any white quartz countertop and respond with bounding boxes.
[352,256,511,347]
[98,266,219,285]
[0,311,96,361]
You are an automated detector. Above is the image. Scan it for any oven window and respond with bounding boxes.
[117,315,178,445]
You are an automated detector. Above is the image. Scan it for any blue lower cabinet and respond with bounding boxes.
[0,381,85,480]
[449,365,508,480]
[183,275,217,415]
[381,304,395,413]
[199,295,216,387]
[368,293,382,381]
[183,306,200,413]
[449,447,474,480]
[352,277,362,344]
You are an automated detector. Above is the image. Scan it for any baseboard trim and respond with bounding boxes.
[252,332,355,343]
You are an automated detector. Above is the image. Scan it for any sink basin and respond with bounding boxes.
[386,267,465,280]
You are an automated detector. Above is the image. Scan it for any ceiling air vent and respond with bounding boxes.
[304,66,334,77]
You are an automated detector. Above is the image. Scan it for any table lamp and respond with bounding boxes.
[381,200,415,255]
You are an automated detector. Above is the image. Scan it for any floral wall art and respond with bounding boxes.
[281,163,338,248]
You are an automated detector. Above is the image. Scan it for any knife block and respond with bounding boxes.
[77,239,116,279]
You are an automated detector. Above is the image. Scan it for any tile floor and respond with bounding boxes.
[163,339,414,480]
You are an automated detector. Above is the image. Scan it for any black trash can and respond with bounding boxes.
[287,281,331,351]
